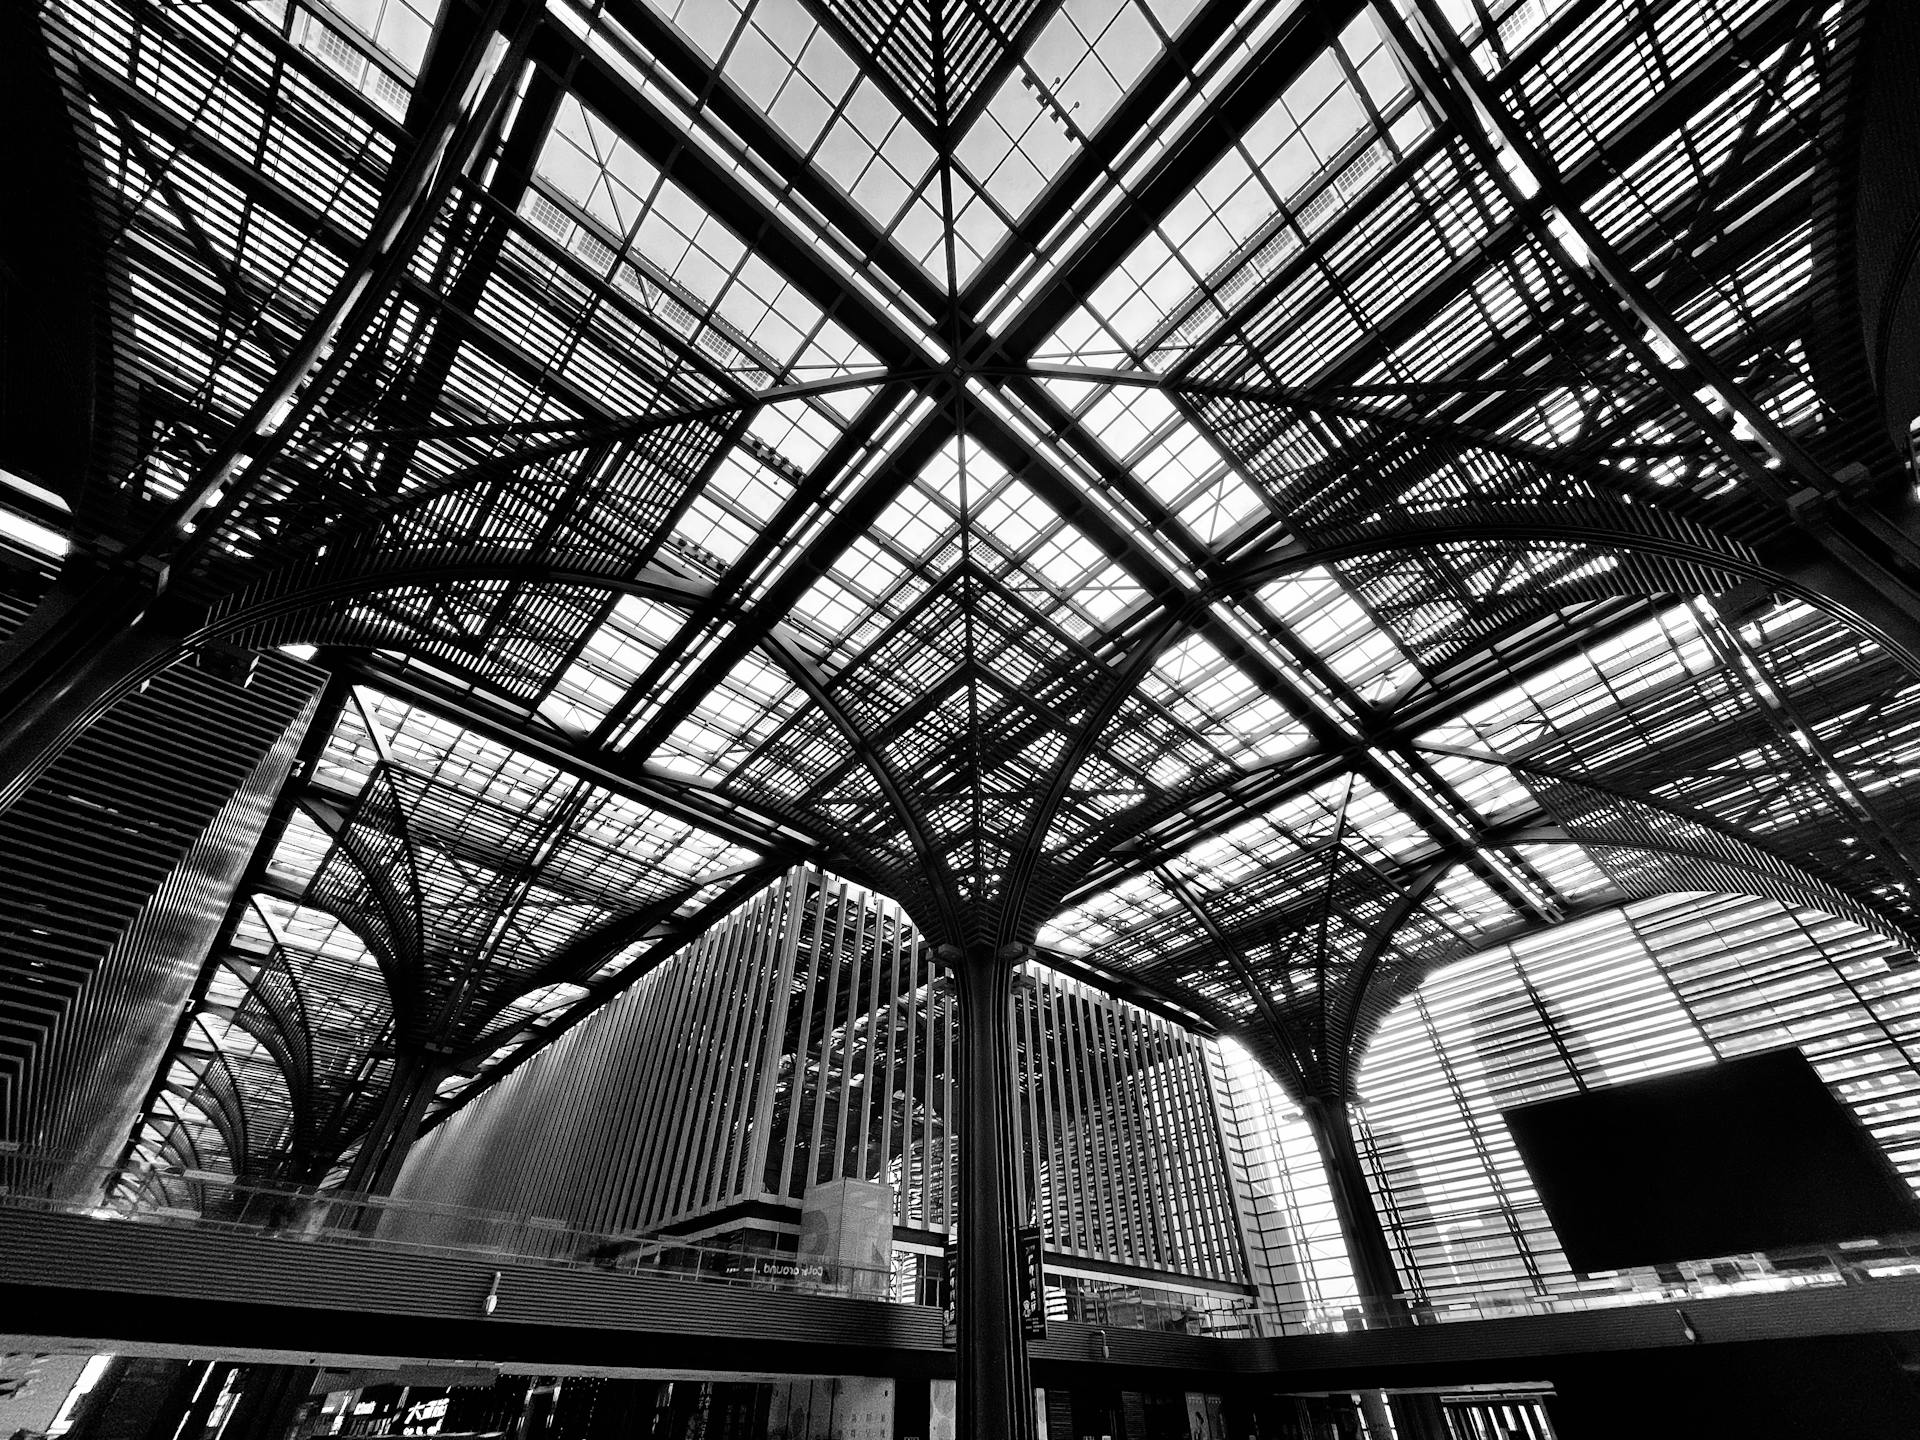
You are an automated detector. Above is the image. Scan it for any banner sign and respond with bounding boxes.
[1018,1225,1047,1339]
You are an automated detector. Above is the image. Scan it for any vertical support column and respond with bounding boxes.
[1304,1096,1450,1440]
[1301,1094,1405,1321]
[943,940,1035,1440]
[343,1050,447,1206]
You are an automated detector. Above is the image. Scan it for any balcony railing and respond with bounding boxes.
[0,1149,894,1301]
[6,1148,1918,1339]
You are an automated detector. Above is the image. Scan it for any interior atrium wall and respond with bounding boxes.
[1206,1039,1360,1320]
[0,647,324,1193]
[1352,890,1920,1307]
[393,863,1251,1287]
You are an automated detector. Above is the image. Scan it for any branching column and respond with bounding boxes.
[1302,1094,1406,1319]
[1304,1095,1451,1440]
[343,1049,448,1202]
[943,940,1036,1440]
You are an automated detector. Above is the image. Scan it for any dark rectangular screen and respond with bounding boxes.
[1501,1048,1920,1273]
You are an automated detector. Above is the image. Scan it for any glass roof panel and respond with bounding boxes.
[1039,9,1420,369]
[1259,567,1422,704]
[1140,634,1310,770]
[531,94,872,381]
[655,649,807,781]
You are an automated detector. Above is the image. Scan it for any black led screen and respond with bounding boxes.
[1502,1048,1920,1273]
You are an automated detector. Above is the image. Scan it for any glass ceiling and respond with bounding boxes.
[27,0,1920,1177]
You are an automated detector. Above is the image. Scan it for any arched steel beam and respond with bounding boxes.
[995,605,1198,945]
[1419,742,1920,943]
[1152,864,1316,1102]
[1319,857,1456,1100]
[346,689,433,973]
[1004,363,1703,509]
[1202,738,1920,1101]
[1220,502,1766,597]
[457,855,788,1056]
[217,551,960,940]
[1323,812,1920,1102]
[758,627,961,940]
[173,1040,252,1179]
[292,772,427,1041]
[220,935,314,1132]
[1508,827,1917,948]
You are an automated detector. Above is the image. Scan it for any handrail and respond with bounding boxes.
[0,1148,894,1301]
[6,1148,1919,1338]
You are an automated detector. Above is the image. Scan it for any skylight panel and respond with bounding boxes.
[1080,385,1178,453]
[656,649,806,781]
[300,0,427,111]
[539,594,683,733]
[650,0,942,236]
[749,396,846,470]
[364,693,573,819]
[267,810,340,892]
[1338,781,1430,864]
[1424,605,1712,756]
[1143,635,1309,764]
[1511,841,1616,903]
[530,96,843,377]
[872,482,955,562]
[814,78,937,225]
[1042,873,1184,957]
[976,476,1055,556]
[1259,568,1421,703]
[956,0,1184,223]
[1041,11,1416,368]
[670,444,799,570]
[1427,869,1510,937]
[888,169,1007,285]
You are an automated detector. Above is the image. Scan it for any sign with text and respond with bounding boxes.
[1018,1225,1047,1339]
[940,1230,1046,1340]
